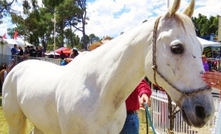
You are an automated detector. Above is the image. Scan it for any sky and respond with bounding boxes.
[0,0,221,39]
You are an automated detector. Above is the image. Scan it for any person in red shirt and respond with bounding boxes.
[120,77,152,134]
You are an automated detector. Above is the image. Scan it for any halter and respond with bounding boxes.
[151,16,211,134]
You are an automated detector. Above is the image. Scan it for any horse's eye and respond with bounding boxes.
[171,44,184,54]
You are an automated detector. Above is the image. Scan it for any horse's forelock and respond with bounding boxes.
[162,13,194,35]
[175,13,195,34]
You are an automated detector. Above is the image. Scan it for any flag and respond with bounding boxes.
[13,31,18,40]
[2,33,6,39]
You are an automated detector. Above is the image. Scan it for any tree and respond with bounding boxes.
[3,0,100,52]
[72,0,89,50]
[88,34,100,44]
[0,0,17,24]
[64,28,81,48]
[192,14,219,37]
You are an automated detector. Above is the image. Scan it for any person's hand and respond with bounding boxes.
[139,94,151,107]
[201,71,221,90]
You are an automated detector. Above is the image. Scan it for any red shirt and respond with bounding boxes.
[125,79,152,111]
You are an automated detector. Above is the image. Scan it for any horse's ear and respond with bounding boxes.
[183,0,195,18]
[167,0,181,17]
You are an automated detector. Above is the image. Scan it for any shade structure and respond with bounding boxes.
[197,37,221,48]
[45,51,60,56]
[55,47,72,54]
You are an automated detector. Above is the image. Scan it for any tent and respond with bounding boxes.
[45,51,60,56]
[197,37,221,48]
[0,38,33,55]
[0,38,33,64]
[55,47,72,54]
[198,37,221,58]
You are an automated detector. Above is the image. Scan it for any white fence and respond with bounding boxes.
[150,90,221,134]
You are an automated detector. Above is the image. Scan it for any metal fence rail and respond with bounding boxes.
[213,102,221,134]
[150,90,221,134]
[0,54,61,66]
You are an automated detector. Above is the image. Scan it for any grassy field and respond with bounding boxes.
[0,96,152,134]
[0,96,9,134]
[0,97,8,134]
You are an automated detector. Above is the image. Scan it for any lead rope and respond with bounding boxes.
[144,102,157,134]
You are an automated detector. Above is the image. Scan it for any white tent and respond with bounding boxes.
[0,38,33,64]
[0,38,33,55]
[197,37,221,48]
[45,51,60,56]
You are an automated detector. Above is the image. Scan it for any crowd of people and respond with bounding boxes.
[11,44,45,62]
[202,55,221,95]
[202,54,221,71]
[9,44,81,66]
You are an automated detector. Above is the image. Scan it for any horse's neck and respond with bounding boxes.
[83,21,154,111]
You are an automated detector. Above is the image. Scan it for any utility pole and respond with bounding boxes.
[51,12,56,57]
[218,16,221,42]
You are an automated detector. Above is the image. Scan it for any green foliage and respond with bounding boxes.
[43,0,65,9]
[192,14,219,37]
[1,0,92,51]
[0,0,16,24]
[88,34,100,43]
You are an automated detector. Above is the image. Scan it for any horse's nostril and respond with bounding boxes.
[195,105,206,119]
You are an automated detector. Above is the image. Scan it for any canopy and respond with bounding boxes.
[3,38,33,47]
[45,51,60,56]
[198,37,221,48]
[0,38,33,55]
[0,38,33,64]
[55,47,72,54]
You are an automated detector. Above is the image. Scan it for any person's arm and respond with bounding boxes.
[65,58,73,63]
[137,79,152,106]
[201,71,221,90]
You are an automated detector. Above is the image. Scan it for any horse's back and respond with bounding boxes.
[3,60,62,94]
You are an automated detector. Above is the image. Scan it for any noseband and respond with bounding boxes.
[151,16,211,133]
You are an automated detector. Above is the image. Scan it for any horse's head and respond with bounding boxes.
[146,0,214,128]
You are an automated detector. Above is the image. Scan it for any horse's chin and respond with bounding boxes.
[182,109,191,125]
[181,109,206,128]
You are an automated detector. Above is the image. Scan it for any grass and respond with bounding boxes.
[0,96,153,134]
[0,96,8,134]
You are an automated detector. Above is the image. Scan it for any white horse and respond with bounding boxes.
[2,0,215,133]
